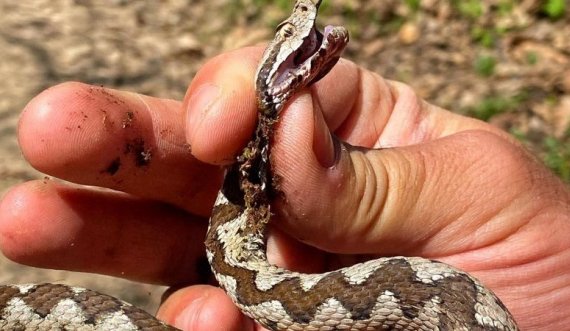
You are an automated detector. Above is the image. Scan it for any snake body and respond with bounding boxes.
[0,0,519,330]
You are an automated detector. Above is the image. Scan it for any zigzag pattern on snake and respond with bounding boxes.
[0,0,519,330]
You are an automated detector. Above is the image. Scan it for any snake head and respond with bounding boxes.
[255,0,349,112]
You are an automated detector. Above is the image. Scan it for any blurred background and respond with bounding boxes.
[0,0,568,314]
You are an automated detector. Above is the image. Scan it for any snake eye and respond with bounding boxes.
[294,2,309,11]
[276,22,295,38]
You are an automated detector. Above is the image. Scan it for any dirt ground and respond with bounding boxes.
[0,0,568,315]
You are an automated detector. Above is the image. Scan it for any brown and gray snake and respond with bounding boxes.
[0,0,519,330]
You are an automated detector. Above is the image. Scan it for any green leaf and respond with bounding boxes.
[474,55,496,77]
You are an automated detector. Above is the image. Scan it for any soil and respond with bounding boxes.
[0,0,568,314]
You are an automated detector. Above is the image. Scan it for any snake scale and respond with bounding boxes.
[0,0,519,330]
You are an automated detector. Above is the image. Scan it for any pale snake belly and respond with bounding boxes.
[0,0,519,330]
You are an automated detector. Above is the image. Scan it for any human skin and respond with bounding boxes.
[0,47,569,330]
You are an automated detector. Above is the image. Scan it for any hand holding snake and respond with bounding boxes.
[1,0,570,330]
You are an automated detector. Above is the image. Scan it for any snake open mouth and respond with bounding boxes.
[270,24,349,100]
[290,25,327,67]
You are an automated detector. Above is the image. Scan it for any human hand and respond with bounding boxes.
[1,47,569,331]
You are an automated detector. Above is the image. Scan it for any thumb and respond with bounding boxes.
[272,86,546,261]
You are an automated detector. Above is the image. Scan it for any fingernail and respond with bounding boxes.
[186,83,221,143]
[174,296,205,330]
[313,105,337,168]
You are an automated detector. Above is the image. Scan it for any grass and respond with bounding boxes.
[526,51,539,65]
[467,93,528,121]
[497,0,516,15]
[404,0,421,12]
[471,27,497,48]
[544,136,570,181]
[455,0,484,19]
[512,130,570,182]
[450,0,520,48]
[474,55,497,77]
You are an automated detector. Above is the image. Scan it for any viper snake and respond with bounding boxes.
[0,0,519,330]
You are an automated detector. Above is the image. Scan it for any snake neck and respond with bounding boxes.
[205,106,281,268]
